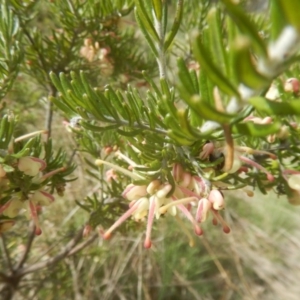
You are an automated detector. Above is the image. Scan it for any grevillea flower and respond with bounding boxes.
[99,159,231,248]
[26,191,54,235]
[18,157,46,176]
[103,180,182,248]
[0,190,54,235]
[1,196,24,218]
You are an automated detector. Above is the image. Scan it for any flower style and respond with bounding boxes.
[18,156,47,177]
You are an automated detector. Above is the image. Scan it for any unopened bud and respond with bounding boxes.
[284,78,300,95]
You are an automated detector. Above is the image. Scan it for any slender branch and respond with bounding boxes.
[0,235,13,272]
[20,22,62,139]
[0,272,8,280]
[66,257,83,300]
[45,98,54,140]
[17,227,84,277]
[153,6,167,79]
[21,25,50,83]
[16,223,36,269]
[99,115,168,135]
[67,148,78,166]
[201,235,242,295]
[67,232,98,257]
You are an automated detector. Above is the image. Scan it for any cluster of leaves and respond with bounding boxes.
[0,2,22,99]
[49,0,300,233]
[0,108,75,231]
[0,0,162,230]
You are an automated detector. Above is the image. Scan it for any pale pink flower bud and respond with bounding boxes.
[18,157,46,176]
[172,163,184,182]
[181,172,192,188]
[284,78,299,94]
[133,197,149,220]
[105,169,118,182]
[199,142,214,160]
[208,190,225,210]
[156,184,172,198]
[146,180,161,194]
[196,198,212,223]
[122,184,147,201]
[83,224,93,237]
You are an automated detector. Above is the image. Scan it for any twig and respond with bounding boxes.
[67,232,98,257]
[0,272,8,280]
[67,148,78,167]
[20,23,56,140]
[66,257,83,300]
[103,235,142,300]
[16,223,36,269]
[45,100,54,140]
[137,239,143,300]
[17,227,84,277]
[154,14,166,79]
[173,270,203,300]
[27,275,48,300]
[0,234,13,272]
[201,235,241,295]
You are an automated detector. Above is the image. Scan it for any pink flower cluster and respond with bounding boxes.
[102,163,230,248]
[0,156,62,235]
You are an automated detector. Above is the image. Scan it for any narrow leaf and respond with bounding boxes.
[249,97,300,115]
[193,32,239,97]
[232,122,280,137]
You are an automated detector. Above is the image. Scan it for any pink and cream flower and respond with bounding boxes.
[18,156,46,177]
[97,158,231,248]
[0,190,54,235]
